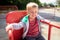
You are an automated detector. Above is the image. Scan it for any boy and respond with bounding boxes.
[6,2,50,40]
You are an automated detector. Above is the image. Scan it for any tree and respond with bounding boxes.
[42,3,48,7]
[57,0,60,6]
[48,3,54,7]
[5,0,42,10]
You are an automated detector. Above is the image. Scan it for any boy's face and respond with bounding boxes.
[27,7,38,17]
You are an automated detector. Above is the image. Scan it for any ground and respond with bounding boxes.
[0,8,60,40]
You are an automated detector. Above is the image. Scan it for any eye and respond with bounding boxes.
[35,11,37,13]
[29,10,33,13]
[31,11,33,13]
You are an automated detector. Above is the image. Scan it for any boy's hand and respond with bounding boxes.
[6,24,14,32]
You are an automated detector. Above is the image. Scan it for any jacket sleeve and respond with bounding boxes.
[8,15,29,30]
[11,22,24,30]
[37,15,50,23]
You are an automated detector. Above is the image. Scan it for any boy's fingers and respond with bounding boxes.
[6,26,10,32]
[6,25,13,32]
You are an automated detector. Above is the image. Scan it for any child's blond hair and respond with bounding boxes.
[26,2,38,9]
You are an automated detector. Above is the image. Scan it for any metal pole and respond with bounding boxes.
[48,25,52,40]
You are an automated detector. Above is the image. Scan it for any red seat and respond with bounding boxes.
[6,10,27,40]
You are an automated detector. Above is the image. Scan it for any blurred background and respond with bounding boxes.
[0,0,60,40]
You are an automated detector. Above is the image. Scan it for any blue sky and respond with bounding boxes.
[40,0,56,4]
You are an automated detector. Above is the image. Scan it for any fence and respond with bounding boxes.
[0,5,18,13]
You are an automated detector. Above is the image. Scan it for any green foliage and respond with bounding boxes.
[57,0,60,6]
[48,3,54,7]
[6,0,42,10]
[42,3,48,7]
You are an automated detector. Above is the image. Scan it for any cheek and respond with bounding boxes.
[34,13,38,15]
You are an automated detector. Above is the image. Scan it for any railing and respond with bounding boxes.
[40,20,60,40]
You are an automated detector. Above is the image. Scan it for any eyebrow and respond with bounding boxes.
[32,5,37,8]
